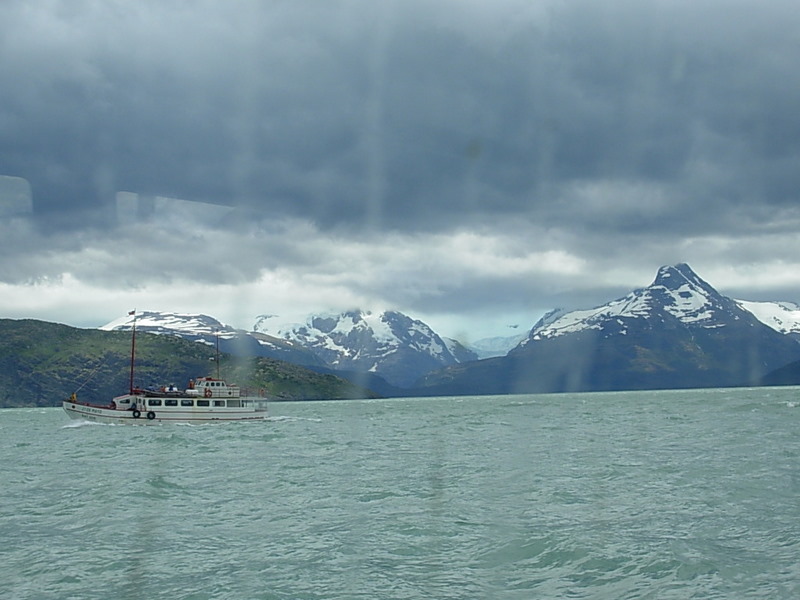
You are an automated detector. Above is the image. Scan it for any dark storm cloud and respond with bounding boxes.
[2,0,798,237]
[2,0,800,336]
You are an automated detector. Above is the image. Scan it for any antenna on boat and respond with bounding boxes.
[215,330,220,379]
[129,310,137,394]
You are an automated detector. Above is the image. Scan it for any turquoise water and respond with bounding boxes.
[1,388,799,599]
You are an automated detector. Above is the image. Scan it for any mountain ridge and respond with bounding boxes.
[416,264,800,395]
[101,308,479,390]
[101,310,324,367]
[94,265,800,394]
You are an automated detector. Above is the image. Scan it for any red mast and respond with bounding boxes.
[128,310,137,394]
[215,330,220,379]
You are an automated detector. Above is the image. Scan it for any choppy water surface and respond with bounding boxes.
[1,387,799,599]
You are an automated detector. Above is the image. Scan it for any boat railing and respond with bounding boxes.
[239,387,269,399]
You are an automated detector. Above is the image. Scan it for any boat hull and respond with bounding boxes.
[62,400,267,424]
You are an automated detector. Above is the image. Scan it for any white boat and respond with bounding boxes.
[63,377,268,424]
[62,311,268,424]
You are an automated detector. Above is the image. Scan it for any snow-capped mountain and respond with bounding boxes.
[514,265,800,347]
[518,263,750,347]
[101,311,322,366]
[101,311,237,342]
[254,309,476,388]
[418,264,800,395]
[736,300,800,340]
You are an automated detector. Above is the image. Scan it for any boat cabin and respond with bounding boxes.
[143,396,248,408]
[190,377,241,398]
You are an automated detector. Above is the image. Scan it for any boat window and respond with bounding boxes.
[213,400,225,407]
[147,399,162,406]
[165,399,178,406]
[181,399,194,407]
[197,399,210,407]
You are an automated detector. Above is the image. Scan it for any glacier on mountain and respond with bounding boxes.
[735,300,800,339]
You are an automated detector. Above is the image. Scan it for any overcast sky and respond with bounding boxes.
[1,0,799,342]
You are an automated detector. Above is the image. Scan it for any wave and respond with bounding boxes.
[267,415,323,423]
[61,419,107,429]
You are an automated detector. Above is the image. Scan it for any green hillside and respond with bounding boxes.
[0,319,377,408]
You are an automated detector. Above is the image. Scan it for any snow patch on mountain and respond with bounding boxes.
[654,263,729,325]
[100,310,320,365]
[257,310,449,359]
[737,300,800,338]
[254,309,471,387]
[100,310,236,344]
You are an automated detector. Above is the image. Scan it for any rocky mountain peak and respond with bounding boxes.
[652,263,716,295]
[648,263,746,327]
